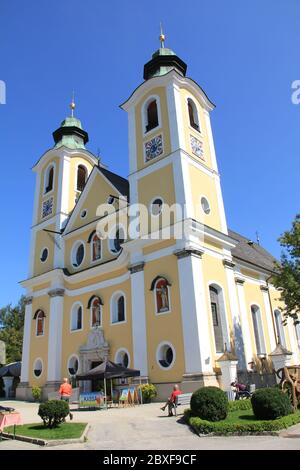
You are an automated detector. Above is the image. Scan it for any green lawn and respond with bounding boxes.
[4,422,87,440]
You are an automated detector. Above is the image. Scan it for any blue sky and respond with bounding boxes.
[0,0,299,306]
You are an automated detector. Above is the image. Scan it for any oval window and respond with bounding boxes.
[40,248,48,262]
[151,198,163,216]
[72,243,84,267]
[33,359,43,378]
[157,343,175,369]
[201,197,210,215]
[68,356,79,375]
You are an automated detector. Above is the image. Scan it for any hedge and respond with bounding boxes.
[185,410,300,436]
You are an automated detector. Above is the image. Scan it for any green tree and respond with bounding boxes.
[0,296,25,364]
[272,214,300,324]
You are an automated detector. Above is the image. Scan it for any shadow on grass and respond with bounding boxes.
[238,414,259,421]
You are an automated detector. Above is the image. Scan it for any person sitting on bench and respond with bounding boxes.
[160,384,183,416]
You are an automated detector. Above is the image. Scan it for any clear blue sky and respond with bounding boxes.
[0,0,299,306]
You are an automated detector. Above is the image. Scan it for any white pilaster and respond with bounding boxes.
[204,109,228,234]
[47,289,64,382]
[224,261,246,369]
[53,155,70,269]
[129,263,148,376]
[166,81,185,152]
[20,296,33,383]
[128,107,137,174]
[235,279,253,368]
[287,318,299,364]
[175,249,213,374]
[261,287,277,352]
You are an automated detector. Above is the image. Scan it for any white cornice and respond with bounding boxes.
[120,70,215,113]
[32,147,98,172]
[20,249,129,288]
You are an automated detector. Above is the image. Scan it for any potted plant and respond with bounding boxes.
[139,383,157,403]
[32,386,42,402]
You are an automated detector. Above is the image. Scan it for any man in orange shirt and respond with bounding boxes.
[160,384,183,417]
[59,378,73,420]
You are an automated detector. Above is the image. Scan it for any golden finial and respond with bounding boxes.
[159,22,165,48]
[70,90,75,117]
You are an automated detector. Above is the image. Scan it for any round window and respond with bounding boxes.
[72,242,85,267]
[33,359,43,378]
[201,197,210,215]
[157,343,175,369]
[151,198,163,216]
[68,356,79,375]
[40,248,48,262]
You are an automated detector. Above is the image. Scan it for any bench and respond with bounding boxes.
[172,393,192,416]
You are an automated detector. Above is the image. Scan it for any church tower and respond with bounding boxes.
[121,30,227,236]
[28,99,98,279]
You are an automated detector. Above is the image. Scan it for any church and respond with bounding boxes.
[17,33,300,400]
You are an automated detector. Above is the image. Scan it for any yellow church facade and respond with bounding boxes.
[17,40,300,400]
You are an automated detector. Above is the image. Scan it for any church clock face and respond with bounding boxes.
[190,135,204,160]
[42,197,53,218]
[145,134,163,162]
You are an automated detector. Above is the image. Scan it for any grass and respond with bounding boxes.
[4,422,87,440]
[185,407,300,435]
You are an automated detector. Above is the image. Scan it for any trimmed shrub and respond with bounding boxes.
[38,400,70,428]
[190,386,228,422]
[251,387,293,420]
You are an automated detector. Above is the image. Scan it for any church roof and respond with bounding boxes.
[97,166,129,199]
[229,228,277,273]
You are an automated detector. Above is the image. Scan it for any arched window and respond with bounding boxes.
[209,286,224,353]
[187,98,200,131]
[77,165,87,192]
[45,166,54,193]
[111,293,126,324]
[35,310,45,336]
[151,277,171,314]
[274,309,286,347]
[71,304,83,331]
[91,297,102,328]
[146,99,159,132]
[251,305,266,356]
[91,234,101,261]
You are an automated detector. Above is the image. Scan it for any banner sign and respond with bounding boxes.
[79,392,102,408]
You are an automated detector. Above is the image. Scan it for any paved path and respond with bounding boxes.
[1,400,300,450]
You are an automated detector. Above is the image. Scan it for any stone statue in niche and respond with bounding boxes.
[156,279,170,313]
